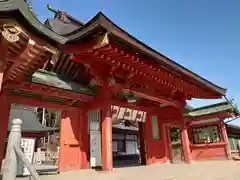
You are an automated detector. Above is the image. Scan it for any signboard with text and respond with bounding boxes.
[17,138,36,176]
[88,109,102,167]
[90,131,102,167]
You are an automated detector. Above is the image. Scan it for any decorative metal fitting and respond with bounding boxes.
[1,24,21,43]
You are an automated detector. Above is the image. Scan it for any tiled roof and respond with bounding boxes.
[9,105,56,133]
[45,5,84,36]
[185,101,238,117]
[0,1,228,98]
[30,69,97,96]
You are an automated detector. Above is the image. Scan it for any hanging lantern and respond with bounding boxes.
[124,91,137,104]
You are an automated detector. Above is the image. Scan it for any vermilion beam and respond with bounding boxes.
[63,40,96,53]
[5,82,94,102]
[7,93,76,110]
[112,99,152,112]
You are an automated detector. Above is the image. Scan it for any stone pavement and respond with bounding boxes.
[17,160,240,180]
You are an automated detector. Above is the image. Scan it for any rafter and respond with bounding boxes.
[64,33,110,53]
[72,45,198,98]
[96,45,196,94]
[122,89,181,108]
[0,24,21,92]
[3,39,35,82]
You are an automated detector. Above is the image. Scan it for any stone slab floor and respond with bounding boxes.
[17,160,240,180]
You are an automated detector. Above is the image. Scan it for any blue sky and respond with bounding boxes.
[32,0,240,124]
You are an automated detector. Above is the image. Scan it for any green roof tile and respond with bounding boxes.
[30,69,97,96]
[185,101,238,117]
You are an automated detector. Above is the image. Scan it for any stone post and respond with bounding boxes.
[2,119,22,180]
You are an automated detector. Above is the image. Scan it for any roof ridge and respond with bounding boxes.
[47,4,84,26]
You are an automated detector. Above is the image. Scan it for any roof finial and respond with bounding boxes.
[47,4,58,14]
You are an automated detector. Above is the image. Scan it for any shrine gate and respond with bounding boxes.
[0,0,229,172]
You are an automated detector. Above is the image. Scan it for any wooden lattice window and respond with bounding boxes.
[228,136,240,151]
[151,116,160,140]
[192,125,221,144]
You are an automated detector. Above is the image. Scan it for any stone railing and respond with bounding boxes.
[2,119,40,180]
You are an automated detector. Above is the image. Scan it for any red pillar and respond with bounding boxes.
[162,124,171,162]
[80,110,89,169]
[58,108,89,172]
[166,125,173,162]
[0,94,11,168]
[101,104,113,171]
[220,120,231,159]
[0,71,3,92]
[180,124,192,163]
[173,95,191,164]
[138,122,146,165]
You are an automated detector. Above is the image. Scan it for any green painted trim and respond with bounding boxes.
[151,115,160,140]
[46,96,66,104]
[11,90,41,99]
[10,90,82,107]
[31,69,97,96]
[228,134,240,138]
[188,109,231,117]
